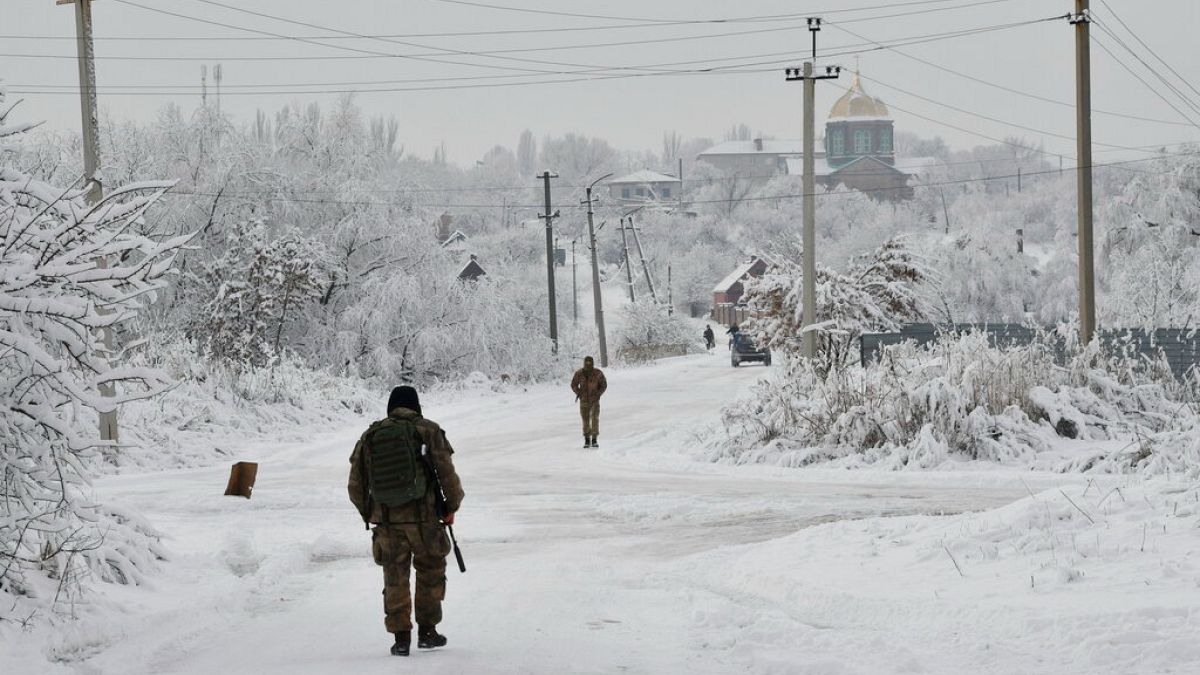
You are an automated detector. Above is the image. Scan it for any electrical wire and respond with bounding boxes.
[825,18,1197,129]
[1096,0,1200,103]
[10,16,1066,94]
[1088,28,1200,130]
[149,150,1200,209]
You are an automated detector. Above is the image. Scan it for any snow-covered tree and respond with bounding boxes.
[194,221,327,368]
[1,89,189,608]
[743,237,933,373]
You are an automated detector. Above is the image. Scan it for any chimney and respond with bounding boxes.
[753,138,763,151]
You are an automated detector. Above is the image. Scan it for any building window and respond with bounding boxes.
[661,187,671,198]
[635,187,646,197]
[879,128,893,153]
[621,187,631,199]
[854,129,871,154]
[830,129,844,155]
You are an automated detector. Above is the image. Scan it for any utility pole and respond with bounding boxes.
[628,215,658,303]
[1017,166,1022,193]
[619,217,636,303]
[785,18,840,359]
[667,264,673,316]
[571,239,578,323]
[60,0,117,442]
[1071,1,1096,344]
[582,175,612,366]
[677,157,684,213]
[538,171,560,353]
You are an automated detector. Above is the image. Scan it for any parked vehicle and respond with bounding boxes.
[730,332,771,367]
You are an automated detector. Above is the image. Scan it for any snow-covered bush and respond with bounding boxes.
[615,301,700,360]
[1,90,188,612]
[741,237,933,374]
[193,221,327,369]
[718,330,1197,472]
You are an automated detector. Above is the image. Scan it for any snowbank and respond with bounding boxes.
[715,332,1200,476]
[675,479,1200,674]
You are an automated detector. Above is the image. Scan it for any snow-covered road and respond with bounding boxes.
[20,353,1177,674]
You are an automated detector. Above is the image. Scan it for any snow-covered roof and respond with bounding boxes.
[893,156,939,174]
[713,259,764,293]
[610,169,681,184]
[785,156,937,177]
[784,157,836,176]
[698,140,809,156]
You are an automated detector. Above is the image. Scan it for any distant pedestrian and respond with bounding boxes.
[703,325,715,351]
[726,322,740,349]
[348,386,465,657]
[570,356,607,448]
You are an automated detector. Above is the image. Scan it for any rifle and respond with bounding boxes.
[421,446,466,573]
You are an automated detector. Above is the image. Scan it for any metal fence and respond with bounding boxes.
[860,323,1200,380]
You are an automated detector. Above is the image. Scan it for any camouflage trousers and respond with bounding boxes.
[579,400,600,437]
[372,523,452,633]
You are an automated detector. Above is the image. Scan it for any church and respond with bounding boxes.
[696,72,935,200]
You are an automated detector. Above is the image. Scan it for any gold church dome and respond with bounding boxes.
[828,73,890,119]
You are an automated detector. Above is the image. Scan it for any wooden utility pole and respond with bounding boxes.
[786,18,840,359]
[538,171,560,353]
[571,239,578,323]
[628,216,658,303]
[619,217,636,303]
[60,0,117,442]
[582,175,612,366]
[1072,1,1096,343]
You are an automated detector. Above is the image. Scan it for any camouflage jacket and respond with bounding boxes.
[348,407,464,525]
[570,367,607,404]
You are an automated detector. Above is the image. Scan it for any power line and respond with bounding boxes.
[1088,29,1200,130]
[12,17,1066,94]
[825,18,1197,128]
[1096,0,1200,103]
[1089,19,1200,125]
[150,150,1200,208]
[429,0,1016,24]
[107,0,567,76]
[857,73,1176,155]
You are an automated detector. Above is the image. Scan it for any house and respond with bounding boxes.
[608,170,682,205]
[696,138,814,180]
[441,229,469,250]
[457,255,487,282]
[711,256,770,327]
[696,71,937,200]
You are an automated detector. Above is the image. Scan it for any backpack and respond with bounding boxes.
[365,417,428,508]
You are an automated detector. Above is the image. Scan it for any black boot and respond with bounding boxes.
[391,631,411,656]
[417,626,448,649]
[583,435,591,448]
[591,436,599,448]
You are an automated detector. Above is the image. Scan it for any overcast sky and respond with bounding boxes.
[8,0,1199,167]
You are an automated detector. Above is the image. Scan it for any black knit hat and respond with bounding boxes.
[387,386,421,416]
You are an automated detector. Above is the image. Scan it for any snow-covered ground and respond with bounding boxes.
[4,354,1199,674]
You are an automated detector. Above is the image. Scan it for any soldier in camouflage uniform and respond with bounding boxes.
[349,386,464,656]
[570,356,607,448]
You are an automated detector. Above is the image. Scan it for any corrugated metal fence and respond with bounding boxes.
[860,323,1200,380]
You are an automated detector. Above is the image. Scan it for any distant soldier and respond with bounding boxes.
[348,386,465,657]
[703,325,716,351]
[571,356,607,448]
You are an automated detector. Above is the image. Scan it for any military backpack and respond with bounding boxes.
[365,417,428,507]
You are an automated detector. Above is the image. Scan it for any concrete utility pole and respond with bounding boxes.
[538,171,560,353]
[60,0,117,442]
[619,217,636,303]
[667,264,673,316]
[582,175,612,367]
[628,215,658,303]
[786,18,840,359]
[1071,1,1096,344]
[571,239,578,323]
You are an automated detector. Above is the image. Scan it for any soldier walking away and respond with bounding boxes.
[348,386,465,657]
[571,356,607,448]
[703,324,715,351]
